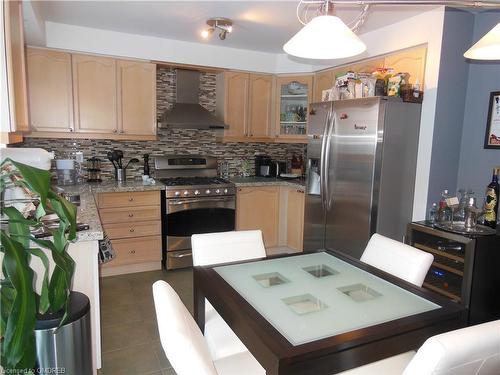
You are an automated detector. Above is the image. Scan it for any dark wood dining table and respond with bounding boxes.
[193,249,465,375]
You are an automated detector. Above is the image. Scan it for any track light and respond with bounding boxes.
[201,18,233,41]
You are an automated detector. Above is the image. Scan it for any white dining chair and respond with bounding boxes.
[360,233,434,287]
[191,230,267,360]
[336,319,500,375]
[152,280,265,375]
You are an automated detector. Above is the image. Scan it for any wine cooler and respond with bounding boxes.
[407,222,500,324]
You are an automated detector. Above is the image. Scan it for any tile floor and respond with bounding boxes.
[98,268,192,375]
[97,247,297,375]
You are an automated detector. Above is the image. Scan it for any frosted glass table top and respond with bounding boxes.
[214,252,440,346]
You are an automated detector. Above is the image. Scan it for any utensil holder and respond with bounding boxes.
[115,168,126,182]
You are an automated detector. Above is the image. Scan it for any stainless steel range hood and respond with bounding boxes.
[161,69,228,129]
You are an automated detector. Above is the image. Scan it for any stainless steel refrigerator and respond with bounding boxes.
[303,97,422,258]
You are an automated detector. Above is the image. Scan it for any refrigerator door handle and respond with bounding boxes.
[320,110,331,210]
[325,111,336,210]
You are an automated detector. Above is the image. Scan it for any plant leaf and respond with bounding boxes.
[27,248,50,314]
[0,285,16,338]
[3,207,32,249]
[0,231,36,370]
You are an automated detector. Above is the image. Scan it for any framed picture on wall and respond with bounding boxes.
[484,91,500,149]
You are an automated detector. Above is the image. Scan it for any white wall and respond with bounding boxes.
[43,7,446,219]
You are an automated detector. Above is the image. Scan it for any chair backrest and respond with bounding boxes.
[360,233,433,287]
[152,280,218,375]
[403,319,500,375]
[191,230,266,266]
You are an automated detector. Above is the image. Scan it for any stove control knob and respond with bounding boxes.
[194,190,200,195]
[174,191,180,196]
[205,189,211,194]
[183,190,189,196]
[224,189,228,194]
[215,189,221,194]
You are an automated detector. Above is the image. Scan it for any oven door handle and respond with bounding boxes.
[169,252,192,258]
[168,197,235,205]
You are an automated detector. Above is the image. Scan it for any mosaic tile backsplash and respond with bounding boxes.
[14,67,306,180]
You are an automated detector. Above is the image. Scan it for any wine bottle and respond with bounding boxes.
[484,167,499,229]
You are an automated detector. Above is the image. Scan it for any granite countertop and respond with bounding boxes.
[230,176,306,189]
[57,179,165,242]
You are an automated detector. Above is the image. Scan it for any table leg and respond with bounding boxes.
[193,269,205,333]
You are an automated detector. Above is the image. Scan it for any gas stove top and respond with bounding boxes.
[155,155,236,198]
[160,177,231,187]
[160,177,236,198]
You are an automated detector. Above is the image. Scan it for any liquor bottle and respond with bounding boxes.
[437,189,452,222]
[484,167,499,229]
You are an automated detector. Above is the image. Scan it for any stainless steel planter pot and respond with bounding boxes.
[35,292,92,375]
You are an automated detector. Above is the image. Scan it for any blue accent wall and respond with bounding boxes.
[457,10,500,201]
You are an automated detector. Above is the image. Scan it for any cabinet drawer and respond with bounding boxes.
[99,206,160,224]
[103,220,161,239]
[97,191,160,208]
[108,236,162,266]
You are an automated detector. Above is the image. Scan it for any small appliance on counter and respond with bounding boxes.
[86,157,102,182]
[55,159,76,186]
[255,155,272,177]
[255,155,286,178]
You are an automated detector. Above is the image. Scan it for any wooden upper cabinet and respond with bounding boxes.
[236,186,280,248]
[313,70,335,103]
[117,60,156,135]
[27,48,74,132]
[72,54,117,133]
[223,71,249,137]
[4,0,28,134]
[384,46,427,85]
[248,74,273,138]
[275,75,313,140]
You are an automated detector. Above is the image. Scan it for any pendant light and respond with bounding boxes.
[464,22,500,60]
[283,1,367,60]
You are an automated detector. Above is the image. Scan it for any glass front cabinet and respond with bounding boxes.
[275,75,313,141]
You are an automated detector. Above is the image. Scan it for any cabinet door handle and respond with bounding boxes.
[128,197,134,202]
[130,250,136,254]
[113,129,117,133]
[69,128,74,132]
[129,228,135,233]
[128,213,134,217]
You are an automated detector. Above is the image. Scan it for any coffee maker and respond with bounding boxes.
[255,155,272,177]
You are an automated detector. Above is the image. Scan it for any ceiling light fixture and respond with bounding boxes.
[283,0,367,60]
[284,0,500,60]
[201,18,233,41]
[464,22,500,60]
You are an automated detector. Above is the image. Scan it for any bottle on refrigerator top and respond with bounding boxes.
[437,189,452,222]
[428,202,438,224]
[483,167,499,229]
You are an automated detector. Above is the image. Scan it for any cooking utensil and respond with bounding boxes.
[116,150,124,168]
[107,151,117,169]
[124,158,139,169]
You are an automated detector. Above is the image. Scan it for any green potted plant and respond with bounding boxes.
[0,158,78,372]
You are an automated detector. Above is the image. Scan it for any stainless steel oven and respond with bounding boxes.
[155,155,236,270]
[165,195,235,269]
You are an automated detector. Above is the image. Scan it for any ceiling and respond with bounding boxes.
[24,1,440,53]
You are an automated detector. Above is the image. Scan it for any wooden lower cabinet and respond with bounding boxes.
[97,190,162,276]
[285,187,305,251]
[105,236,162,267]
[236,185,305,251]
[236,186,280,247]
